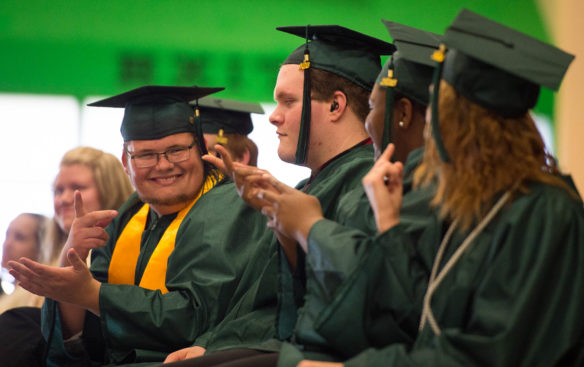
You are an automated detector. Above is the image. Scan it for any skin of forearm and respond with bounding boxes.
[292,216,323,251]
[278,215,324,271]
[277,232,298,270]
[58,302,88,339]
[375,212,399,233]
[58,279,101,338]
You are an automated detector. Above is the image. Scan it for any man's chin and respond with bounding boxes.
[277,150,295,164]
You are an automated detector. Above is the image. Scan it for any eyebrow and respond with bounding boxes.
[274,90,298,101]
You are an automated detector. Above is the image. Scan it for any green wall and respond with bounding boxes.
[0,0,553,114]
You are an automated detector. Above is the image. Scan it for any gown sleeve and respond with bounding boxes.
[310,217,436,360]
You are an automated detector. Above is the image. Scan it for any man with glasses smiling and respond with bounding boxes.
[8,85,276,366]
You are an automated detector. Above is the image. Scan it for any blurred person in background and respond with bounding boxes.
[197,97,263,167]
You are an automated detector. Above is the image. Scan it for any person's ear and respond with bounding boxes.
[238,148,251,166]
[329,91,347,121]
[396,97,413,129]
[121,151,130,174]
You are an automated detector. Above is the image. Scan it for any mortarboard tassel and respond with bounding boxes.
[430,44,451,163]
[192,99,209,155]
[380,58,397,161]
[295,26,312,165]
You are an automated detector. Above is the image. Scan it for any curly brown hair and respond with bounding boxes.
[310,68,370,122]
[414,81,573,231]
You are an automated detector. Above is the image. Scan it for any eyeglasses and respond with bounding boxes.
[128,143,196,168]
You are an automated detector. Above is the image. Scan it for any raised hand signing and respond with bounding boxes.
[255,175,323,253]
[361,143,404,233]
[203,144,277,211]
[59,190,117,267]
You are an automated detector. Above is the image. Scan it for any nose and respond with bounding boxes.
[154,153,174,169]
[269,107,282,126]
[56,189,75,205]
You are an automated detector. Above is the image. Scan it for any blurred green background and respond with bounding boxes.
[0,0,553,115]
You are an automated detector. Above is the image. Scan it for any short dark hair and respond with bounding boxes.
[224,134,258,167]
[310,68,370,122]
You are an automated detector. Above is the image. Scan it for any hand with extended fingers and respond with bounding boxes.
[8,248,101,315]
[362,143,404,233]
[203,145,277,212]
[59,190,118,267]
[254,174,324,252]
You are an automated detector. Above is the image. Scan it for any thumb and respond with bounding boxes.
[74,190,86,218]
[67,249,86,271]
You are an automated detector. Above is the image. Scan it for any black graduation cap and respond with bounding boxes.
[88,86,224,155]
[429,9,575,162]
[194,97,264,135]
[376,20,442,151]
[277,25,395,164]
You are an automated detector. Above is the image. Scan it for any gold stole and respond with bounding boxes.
[108,175,219,293]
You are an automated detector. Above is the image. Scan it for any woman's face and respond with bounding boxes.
[365,84,387,160]
[53,164,101,234]
[2,214,40,268]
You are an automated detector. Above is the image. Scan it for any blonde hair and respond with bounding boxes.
[41,147,134,265]
[414,81,573,231]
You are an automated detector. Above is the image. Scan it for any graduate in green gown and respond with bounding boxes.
[8,86,274,366]
[160,25,393,366]
[336,20,442,236]
[197,97,263,167]
[252,22,443,366]
[262,9,583,367]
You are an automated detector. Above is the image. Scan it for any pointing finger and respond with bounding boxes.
[256,189,279,203]
[378,143,395,163]
[202,153,226,172]
[263,174,293,194]
[216,145,235,177]
[74,190,86,218]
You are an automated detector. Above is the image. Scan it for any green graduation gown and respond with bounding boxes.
[314,181,584,366]
[175,141,375,360]
[275,142,378,362]
[276,147,433,366]
[42,179,273,366]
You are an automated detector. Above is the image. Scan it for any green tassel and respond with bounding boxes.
[430,45,450,163]
[381,59,396,160]
[295,28,311,165]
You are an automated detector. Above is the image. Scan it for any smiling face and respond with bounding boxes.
[53,164,101,233]
[123,132,204,215]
